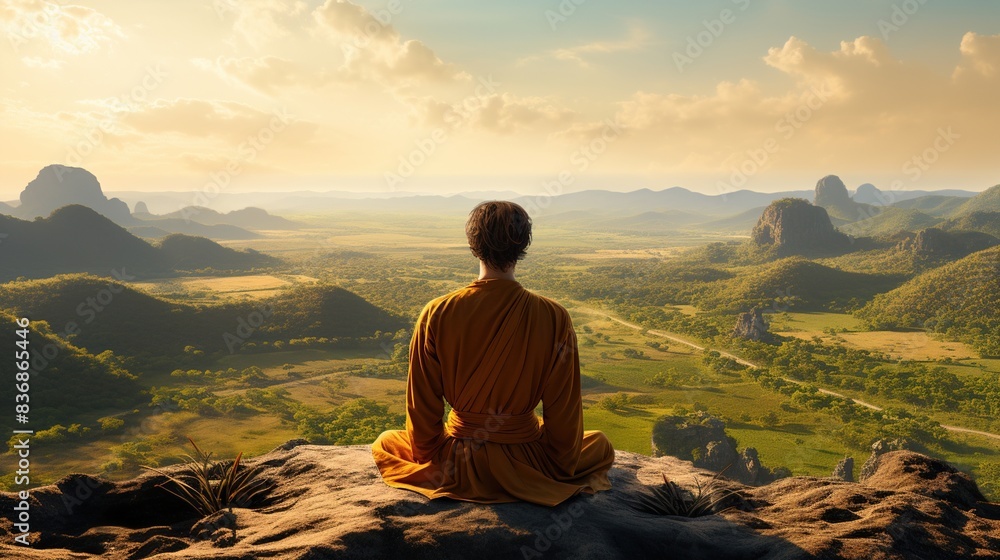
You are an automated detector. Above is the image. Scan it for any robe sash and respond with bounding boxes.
[445,409,541,444]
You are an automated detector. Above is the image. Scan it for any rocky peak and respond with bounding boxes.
[814,175,881,221]
[815,175,851,208]
[852,183,887,205]
[17,165,133,225]
[751,198,852,256]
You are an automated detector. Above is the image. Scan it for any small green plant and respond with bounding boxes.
[143,438,271,518]
[627,471,737,517]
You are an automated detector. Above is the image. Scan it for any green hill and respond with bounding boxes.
[697,206,767,233]
[260,284,408,339]
[158,233,278,271]
[891,195,969,217]
[0,275,406,365]
[0,309,142,434]
[0,205,279,281]
[697,258,904,312]
[953,185,1000,216]
[0,205,165,280]
[840,207,941,238]
[857,246,1000,356]
[941,211,1000,238]
[0,274,228,362]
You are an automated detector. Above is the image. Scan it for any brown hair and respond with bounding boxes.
[465,201,532,272]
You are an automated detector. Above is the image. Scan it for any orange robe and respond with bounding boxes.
[372,277,614,506]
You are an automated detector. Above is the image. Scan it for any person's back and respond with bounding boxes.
[372,201,615,506]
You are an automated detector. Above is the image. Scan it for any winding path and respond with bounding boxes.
[574,305,1000,443]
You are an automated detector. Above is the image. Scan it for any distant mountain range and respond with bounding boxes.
[2,165,303,240]
[94,183,982,218]
[2,165,994,243]
[0,205,279,281]
[144,206,304,230]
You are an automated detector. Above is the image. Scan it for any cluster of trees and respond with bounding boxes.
[294,399,403,444]
[147,384,403,448]
[354,341,410,379]
[170,366,269,386]
[533,255,901,317]
[738,339,1000,420]
[0,311,143,437]
[644,368,703,388]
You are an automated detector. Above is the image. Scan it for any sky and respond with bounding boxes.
[1,0,999,199]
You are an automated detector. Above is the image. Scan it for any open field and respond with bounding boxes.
[772,312,979,361]
[131,273,318,301]
[769,312,864,333]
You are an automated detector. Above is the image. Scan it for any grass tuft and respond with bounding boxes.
[142,437,272,518]
[627,470,737,517]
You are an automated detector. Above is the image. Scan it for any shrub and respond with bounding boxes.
[100,417,125,432]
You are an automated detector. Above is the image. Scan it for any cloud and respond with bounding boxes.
[519,25,651,68]
[471,94,576,133]
[193,56,333,94]
[121,99,316,145]
[312,0,468,85]
[572,33,1000,180]
[409,92,577,134]
[215,0,309,49]
[1,0,124,55]
[954,31,1000,79]
[20,55,64,69]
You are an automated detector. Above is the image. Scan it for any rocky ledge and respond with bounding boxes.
[1,442,998,559]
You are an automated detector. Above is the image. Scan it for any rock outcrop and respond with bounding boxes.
[1,442,997,559]
[832,457,855,482]
[860,438,913,482]
[17,165,134,224]
[731,308,773,342]
[651,412,730,461]
[133,201,150,215]
[896,227,999,261]
[651,413,784,486]
[814,175,881,222]
[815,175,853,209]
[751,198,852,256]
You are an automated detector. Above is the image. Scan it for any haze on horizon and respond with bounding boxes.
[2,0,999,200]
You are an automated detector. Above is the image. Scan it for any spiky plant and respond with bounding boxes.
[143,437,271,518]
[628,471,737,517]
